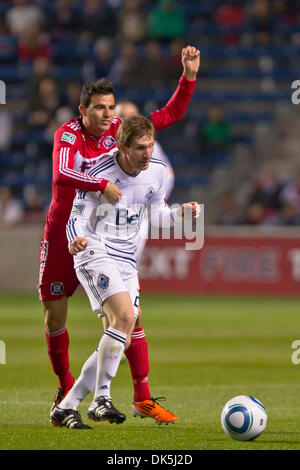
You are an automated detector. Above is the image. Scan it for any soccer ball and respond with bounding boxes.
[221,395,267,441]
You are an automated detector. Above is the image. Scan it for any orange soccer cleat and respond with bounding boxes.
[50,377,75,415]
[132,397,178,425]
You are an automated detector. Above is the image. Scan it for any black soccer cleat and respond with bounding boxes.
[50,406,92,429]
[87,396,126,424]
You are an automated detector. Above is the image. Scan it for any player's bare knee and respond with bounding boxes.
[43,307,66,333]
[42,298,68,333]
[120,312,135,331]
[44,315,65,334]
[115,309,135,334]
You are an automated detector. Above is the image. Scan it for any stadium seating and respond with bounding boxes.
[0,0,298,222]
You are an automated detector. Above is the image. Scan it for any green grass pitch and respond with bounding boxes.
[1,292,300,450]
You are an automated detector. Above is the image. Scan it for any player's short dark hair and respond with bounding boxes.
[116,115,156,148]
[80,78,115,107]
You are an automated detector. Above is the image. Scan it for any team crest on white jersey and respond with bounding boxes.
[145,187,155,204]
[103,136,116,149]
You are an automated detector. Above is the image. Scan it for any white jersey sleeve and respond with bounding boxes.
[66,190,100,244]
[153,141,175,200]
[147,167,178,228]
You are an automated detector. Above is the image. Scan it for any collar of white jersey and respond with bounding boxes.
[114,152,142,178]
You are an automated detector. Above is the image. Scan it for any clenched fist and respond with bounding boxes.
[180,202,201,219]
[182,45,200,80]
[104,181,122,204]
[69,236,88,255]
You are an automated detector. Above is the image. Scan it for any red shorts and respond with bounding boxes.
[38,238,80,301]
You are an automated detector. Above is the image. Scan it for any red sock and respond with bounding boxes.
[125,328,151,402]
[45,326,74,393]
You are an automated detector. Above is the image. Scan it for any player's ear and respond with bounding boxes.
[78,104,87,117]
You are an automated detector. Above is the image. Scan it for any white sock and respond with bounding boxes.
[59,350,98,410]
[94,327,127,400]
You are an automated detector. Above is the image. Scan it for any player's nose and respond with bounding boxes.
[103,107,113,117]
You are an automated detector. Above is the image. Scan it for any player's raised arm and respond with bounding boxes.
[181,45,201,81]
[149,45,200,131]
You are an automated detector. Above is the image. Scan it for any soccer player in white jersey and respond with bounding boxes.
[50,115,200,429]
[115,101,174,366]
[115,101,175,201]
[115,101,175,262]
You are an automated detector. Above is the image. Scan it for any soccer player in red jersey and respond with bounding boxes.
[38,45,200,418]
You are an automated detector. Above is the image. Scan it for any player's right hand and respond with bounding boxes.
[104,181,122,204]
[182,45,200,80]
[69,236,88,255]
[180,202,201,219]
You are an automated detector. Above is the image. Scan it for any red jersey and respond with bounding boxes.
[43,75,195,245]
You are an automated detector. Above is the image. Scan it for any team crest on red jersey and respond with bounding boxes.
[103,136,116,149]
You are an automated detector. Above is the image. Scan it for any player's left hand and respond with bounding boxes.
[69,236,88,255]
[104,181,122,204]
[182,46,200,80]
[180,202,201,219]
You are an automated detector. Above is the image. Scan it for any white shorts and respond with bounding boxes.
[76,258,140,318]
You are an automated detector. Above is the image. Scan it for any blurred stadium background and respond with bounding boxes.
[0,0,300,296]
[2,0,300,451]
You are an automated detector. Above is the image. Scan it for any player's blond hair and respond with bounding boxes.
[116,115,156,148]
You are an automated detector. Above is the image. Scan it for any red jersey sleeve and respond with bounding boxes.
[150,75,195,131]
[52,126,109,193]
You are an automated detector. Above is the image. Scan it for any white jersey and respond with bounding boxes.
[134,141,174,262]
[66,150,177,278]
